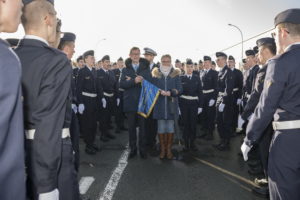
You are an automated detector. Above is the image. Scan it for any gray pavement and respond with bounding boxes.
[78,126,264,200]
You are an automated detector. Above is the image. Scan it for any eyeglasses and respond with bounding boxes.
[271,28,289,38]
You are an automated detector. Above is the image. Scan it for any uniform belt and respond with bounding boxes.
[104,92,114,97]
[25,128,70,140]
[218,92,225,96]
[233,88,239,92]
[82,92,97,98]
[203,89,214,94]
[272,120,300,131]
[119,88,125,92]
[180,95,198,100]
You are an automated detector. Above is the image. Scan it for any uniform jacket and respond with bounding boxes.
[119,58,152,112]
[231,68,244,100]
[180,74,203,107]
[0,39,26,200]
[15,38,71,193]
[77,66,103,104]
[244,65,260,96]
[96,68,117,96]
[152,67,183,120]
[241,64,268,120]
[200,69,218,103]
[216,66,235,106]
[246,44,300,144]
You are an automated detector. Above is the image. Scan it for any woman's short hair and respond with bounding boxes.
[161,54,172,61]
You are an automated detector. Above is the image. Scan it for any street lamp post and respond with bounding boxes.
[228,23,244,61]
[94,38,106,50]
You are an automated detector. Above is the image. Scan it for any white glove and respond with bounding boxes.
[117,98,120,106]
[218,103,225,112]
[209,99,215,107]
[102,98,107,108]
[238,115,245,129]
[39,189,59,200]
[237,99,242,105]
[241,142,252,161]
[178,108,181,115]
[248,113,253,121]
[78,104,85,114]
[71,104,77,114]
[197,108,203,114]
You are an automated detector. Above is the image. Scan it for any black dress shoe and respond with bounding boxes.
[190,143,198,151]
[106,132,116,139]
[212,142,222,148]
[252,186,269,198]
[216,143,230,151]
[100,136,109,142]
[129,150,137,159]
[140,151,147,159]
[248,167,264,176]
[204,134,213,141]
[115,128,121,134]
[92,144,100,152]
[85,146,97,155]
[120,126,128,131]
[108,125,114,130]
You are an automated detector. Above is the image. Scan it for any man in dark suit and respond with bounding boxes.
[242,9,300,200]
[120,47,152,159]
[0,0,26,199]
[15,0,79,199]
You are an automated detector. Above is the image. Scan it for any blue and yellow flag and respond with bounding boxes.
[137,80,160,118]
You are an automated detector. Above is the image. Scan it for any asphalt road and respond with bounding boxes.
[78,125,264,200]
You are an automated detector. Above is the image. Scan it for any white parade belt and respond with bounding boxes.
[180,95,198,100]
[82,92,97,98]
[272,120,300,131]
[104,92,114,97]
[203,89,214,94]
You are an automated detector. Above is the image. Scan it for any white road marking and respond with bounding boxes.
[98,144,130,200]
[79,176,95,195]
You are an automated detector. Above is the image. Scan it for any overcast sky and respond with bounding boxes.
[1,0,299,64]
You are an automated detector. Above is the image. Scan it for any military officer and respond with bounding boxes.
[0,0,26,199]
[77,50,103,154]
[97,55,117,141]
[143,47,159,152]
[199,56,218,140]
[58,32,82,174]
[242,9,300,200]
[242,49,260,108]
[228,55,243,135]
[179,59,203,151]
[16,0,79,199]
[240,38,276,198]
[113,57,127,133]
[214,52,235,151]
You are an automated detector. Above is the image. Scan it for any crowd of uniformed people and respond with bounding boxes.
[1,0,300,199]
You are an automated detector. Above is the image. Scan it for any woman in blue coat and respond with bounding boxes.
[152,54,182,159]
